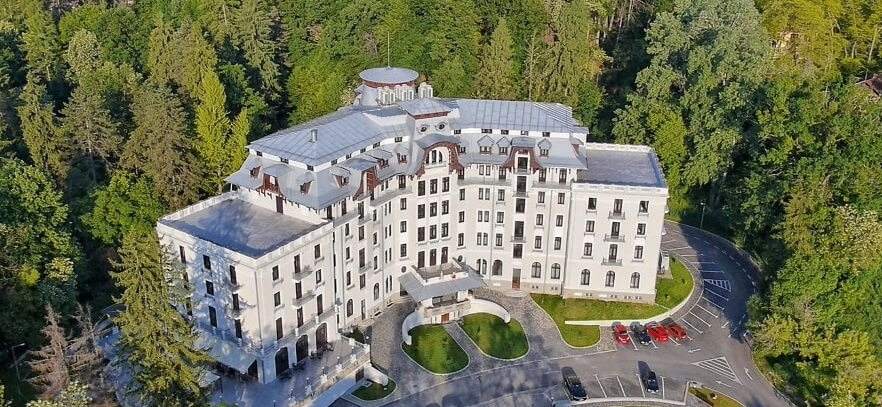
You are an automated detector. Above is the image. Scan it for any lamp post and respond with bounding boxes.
[10,342,26,397]
[699,202,707,229]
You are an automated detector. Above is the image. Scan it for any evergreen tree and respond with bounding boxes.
[122,85,197,209]
[63,29,102,86]
[431,56,471,97]
[474,18,517,100]
[17,75,68,183]
[82,171,165,246]
[112,227,210,406]
[287,49,346,123]
[233,0,283,99]
[426,0,481,89]
[20,0,61,83]
[196,68,252,194]
[27,305,71,400]
[60,86,120,188]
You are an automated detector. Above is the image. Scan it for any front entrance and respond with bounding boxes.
[295,335,309,363]
[274,347,289,376]
[316,323,328,351]
[512,268,521,290]
[275,195,284,213]
[441,313,450,323]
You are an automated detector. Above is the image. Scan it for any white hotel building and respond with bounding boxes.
[156,67,668,404]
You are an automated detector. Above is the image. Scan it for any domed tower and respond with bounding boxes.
[354,67,419,107]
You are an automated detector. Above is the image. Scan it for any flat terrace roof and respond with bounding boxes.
[160,199,322,258]
[580,146,667,188]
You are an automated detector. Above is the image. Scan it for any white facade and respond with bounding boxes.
[156,67,668,395]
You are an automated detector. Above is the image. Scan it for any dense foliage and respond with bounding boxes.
[0,0,879,405]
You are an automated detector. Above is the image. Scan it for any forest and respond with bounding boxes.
[0,0,880,405]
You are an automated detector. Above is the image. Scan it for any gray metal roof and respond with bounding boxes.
[453,99,590,134]
[579,145,667,188]
[359,67,418,84]
[399,98,456,116]
[398,271,485,303]
[159,199,323,258]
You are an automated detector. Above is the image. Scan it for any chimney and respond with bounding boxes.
[418,82,433,98]
[308,129,318,143]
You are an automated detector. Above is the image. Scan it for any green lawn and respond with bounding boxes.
[352,379,396,401]
[532,259,695,347]
[689,386,743,407]
[402,325,468,374]
[656,259,695,308]
[460,313,528,359]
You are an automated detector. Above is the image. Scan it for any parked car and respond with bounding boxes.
[631,323,652,346]
[642,369,660,394]
[613,323,631,345]
[662,320,688,341]
[561,367,588,401]
[646,322,669,343]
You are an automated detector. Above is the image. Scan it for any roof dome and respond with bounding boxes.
[359,67,419,86]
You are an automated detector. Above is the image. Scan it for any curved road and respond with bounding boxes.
[340,222,789,407]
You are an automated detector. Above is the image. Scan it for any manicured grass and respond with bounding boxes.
[656,259,695,308]
[402,325,468,374]
[352,379,396,401]
[531,259,696,347]
[460,313,528,359]
[690,386,743,407]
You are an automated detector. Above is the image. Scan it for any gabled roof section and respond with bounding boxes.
[399,98,456,117]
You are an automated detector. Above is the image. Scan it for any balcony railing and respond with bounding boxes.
[602,258,623,267]
[637,210,649,218]
[292,267,315,281]
[608,211,625,220]
[292,291,316,307]
[511,235,525,243]
[603,234,625,243]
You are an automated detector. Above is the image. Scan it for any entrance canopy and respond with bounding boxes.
[196,333,257,375]
[398,262,485,303]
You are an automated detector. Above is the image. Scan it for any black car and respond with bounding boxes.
[643,370,659,394]
[561,367,588,401]
[632,323,652,346]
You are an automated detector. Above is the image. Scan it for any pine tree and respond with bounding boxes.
[60,87,120,187]
[20,0,60,83]
[475,19,518,100]
[112,227,210,406]
[196,68,252,194]
[431,56,471,97]
[426,0,481,80]
[28,305,71,400]
[233,0,282,99]
[122,85,197,209]
[17,75,67,183]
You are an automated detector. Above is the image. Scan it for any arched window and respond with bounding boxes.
[531,262,541,278]
[401,266,407,273]
[481,260,488,275]
[373,283,380,300]
[346,299,353,316]
[605,271,615,287]
[550,263,561,280]
[630,272,640,289]
[581,269,590,285]
[431,150,438,163]
[438,150,444,162]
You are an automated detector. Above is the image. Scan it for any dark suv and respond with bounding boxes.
[631,323,652,346]
[642,370,659,394]
[562,367,588,401]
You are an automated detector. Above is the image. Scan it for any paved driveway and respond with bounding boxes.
[335,222,792,407]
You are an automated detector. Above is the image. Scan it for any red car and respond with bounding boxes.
[663,320,688,341]
[646,322,669,342]
[612,324,631,345]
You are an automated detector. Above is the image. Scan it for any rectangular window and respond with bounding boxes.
[534,236,542,249]
[314,244,321,259]
[359,274,366,289]
[229,265,237,286]
[496,212,504,224]
[586,220,595,233]
[430,179,438,194]
[496,233,503,247]
[536,214,544,225]
[202,255,211,270]
[294,255,301,274]
[179,246,187,264]
[417,204,425,218]
[272,265,279,281]
[634,246,644,259]
[275,317,283,340]
[458,211,465,223]
[400,244,407,258]
[400,221,407,233]
[516,198,526,213]
[418,227,426,242]
[639,200,649,213]
[556,215,564,227]
[234,319,242,338]
[209,306,217,327]
[554,237,562,250]
[417,181,425,196]
[537,191,545,204]
[315,269,322,284]
[400,197,407,210]
[296,308,303,328]
[274,291,281,307]
[637,223,646,236]
[441,200,449,215]
[538,169,547,183]
[583,243,593,256]
[442,177,450,192]
[497,189,505,201]
[429,225,437,240]
[558,193,565,204]
[429,202,437,217]
[459,188,465,201]
[206,281,214,296]
[457,233,464,247]
[587,197,597,210]
[359,226,365,240]
[441,222,449,238]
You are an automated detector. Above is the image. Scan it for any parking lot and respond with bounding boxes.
[544,371,690,404]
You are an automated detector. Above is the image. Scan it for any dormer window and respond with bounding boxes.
[540,148,549,156]
[281,158,289,164]
[480,146,492,154]
[542,131,550,137]
[398,153,407,163]
[420,125,428,133]
[331,159,337,165]
[379,159,389,168]
[249,166,261,177]
[395,136,403,142]
[340,177,348,186]
[307,165,314,171]
[458,146,466,154]
[300,182,311,193]
[256,151,263,156]
[481,129,492,134]
[436,122,446,130]
[499,147,508,155]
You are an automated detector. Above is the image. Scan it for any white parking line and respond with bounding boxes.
[661,376,666,399]
[628,334,638,351]
[695,303,719,318]
[681,318,704,334]
[689,312,712,327]
[703,288,729,301]
[595,374,607,397]
[704,297,726,311]
[636,374,646,398]
[617,376,626,397]
[700,269,725,274]
[670,337,680,346]
[721,321,730,329]
[690,261,719,265]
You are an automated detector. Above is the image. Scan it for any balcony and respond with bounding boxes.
[292,291,316,307]
[292,267,315,281]
[514,190,528,198]
[603,234,625,243]
[637,210,650,218]
[511,235,525,243]
[602,258,623,267]
[608,211,625,220]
